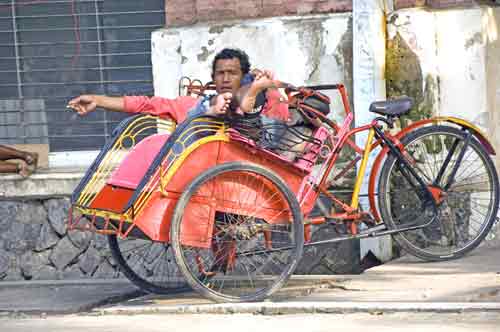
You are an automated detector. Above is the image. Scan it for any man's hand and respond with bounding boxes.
[236,69,279,114]
[67,95,98,116]
[251,69,275,80]
[205,92,233,116]
[249,69,278,92]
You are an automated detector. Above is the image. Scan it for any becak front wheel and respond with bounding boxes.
[170,162,304,302]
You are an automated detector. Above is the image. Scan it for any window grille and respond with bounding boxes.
[0,0,164,151]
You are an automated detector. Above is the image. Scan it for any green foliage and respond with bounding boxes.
[386,32,435,128]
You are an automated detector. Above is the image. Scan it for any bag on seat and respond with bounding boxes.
[291,90,331,127]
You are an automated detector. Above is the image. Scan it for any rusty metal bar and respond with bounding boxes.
[94,0,108,137]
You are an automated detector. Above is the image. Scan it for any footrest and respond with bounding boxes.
[68,206,147,239]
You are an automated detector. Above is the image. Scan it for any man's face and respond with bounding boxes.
[213,58,243,95]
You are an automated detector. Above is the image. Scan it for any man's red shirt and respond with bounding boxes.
[123,90,289,123]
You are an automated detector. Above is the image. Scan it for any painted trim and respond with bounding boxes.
[159,132,229,193]
[131,119,225,215]
[434,116,495,155]
[74,206,132,223]
[77,115,169,206]
[368,116,496,222]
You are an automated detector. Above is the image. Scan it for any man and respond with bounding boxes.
[67,48,287,123]
[0,145,38,178]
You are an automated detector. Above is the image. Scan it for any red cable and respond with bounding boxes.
[70,0,81,67]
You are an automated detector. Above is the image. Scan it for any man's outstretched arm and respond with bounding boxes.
[67,94,200,123]
[67,95,125,115]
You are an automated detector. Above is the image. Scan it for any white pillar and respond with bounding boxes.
[151,30,182,98]
[353,0,392,262]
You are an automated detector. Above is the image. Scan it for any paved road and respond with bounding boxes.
[1,312,499,332]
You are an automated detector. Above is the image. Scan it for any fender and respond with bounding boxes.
[368,116,495,222]
[135,131,306,244]
[132,133,229,242]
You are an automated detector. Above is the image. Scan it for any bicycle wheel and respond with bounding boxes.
[108,235,188,294]
[170,162,304,302]
[378,125,499,261]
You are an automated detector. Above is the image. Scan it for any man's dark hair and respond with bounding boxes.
[211,48,251,78]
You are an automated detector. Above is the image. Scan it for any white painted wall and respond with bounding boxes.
[387,7,494,132]
[151,14,352,123]
[152,7,499,139]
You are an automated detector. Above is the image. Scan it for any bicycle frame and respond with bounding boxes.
[293,84,439,239]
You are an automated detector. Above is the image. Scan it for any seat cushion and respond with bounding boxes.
[107,133,170,189]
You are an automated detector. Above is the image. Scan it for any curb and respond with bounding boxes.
[93,302,500,316]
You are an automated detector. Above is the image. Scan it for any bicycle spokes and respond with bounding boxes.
[378,125,498,260]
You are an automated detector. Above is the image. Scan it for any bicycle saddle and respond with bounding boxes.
[369,96,413,117]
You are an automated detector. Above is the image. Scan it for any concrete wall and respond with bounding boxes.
[387,6,500,168]
[388,6,500,242]
[152,13,353,123]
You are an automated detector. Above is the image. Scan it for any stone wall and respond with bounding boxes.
[0,195,363,281]
[0,198,119,281]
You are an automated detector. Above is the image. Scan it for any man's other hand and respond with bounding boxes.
[249,69,278,93]
[67,95,97,116]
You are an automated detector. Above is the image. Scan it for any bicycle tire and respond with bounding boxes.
[378,125,499,261]
[170,162,304,302]
[108,235,189,294]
